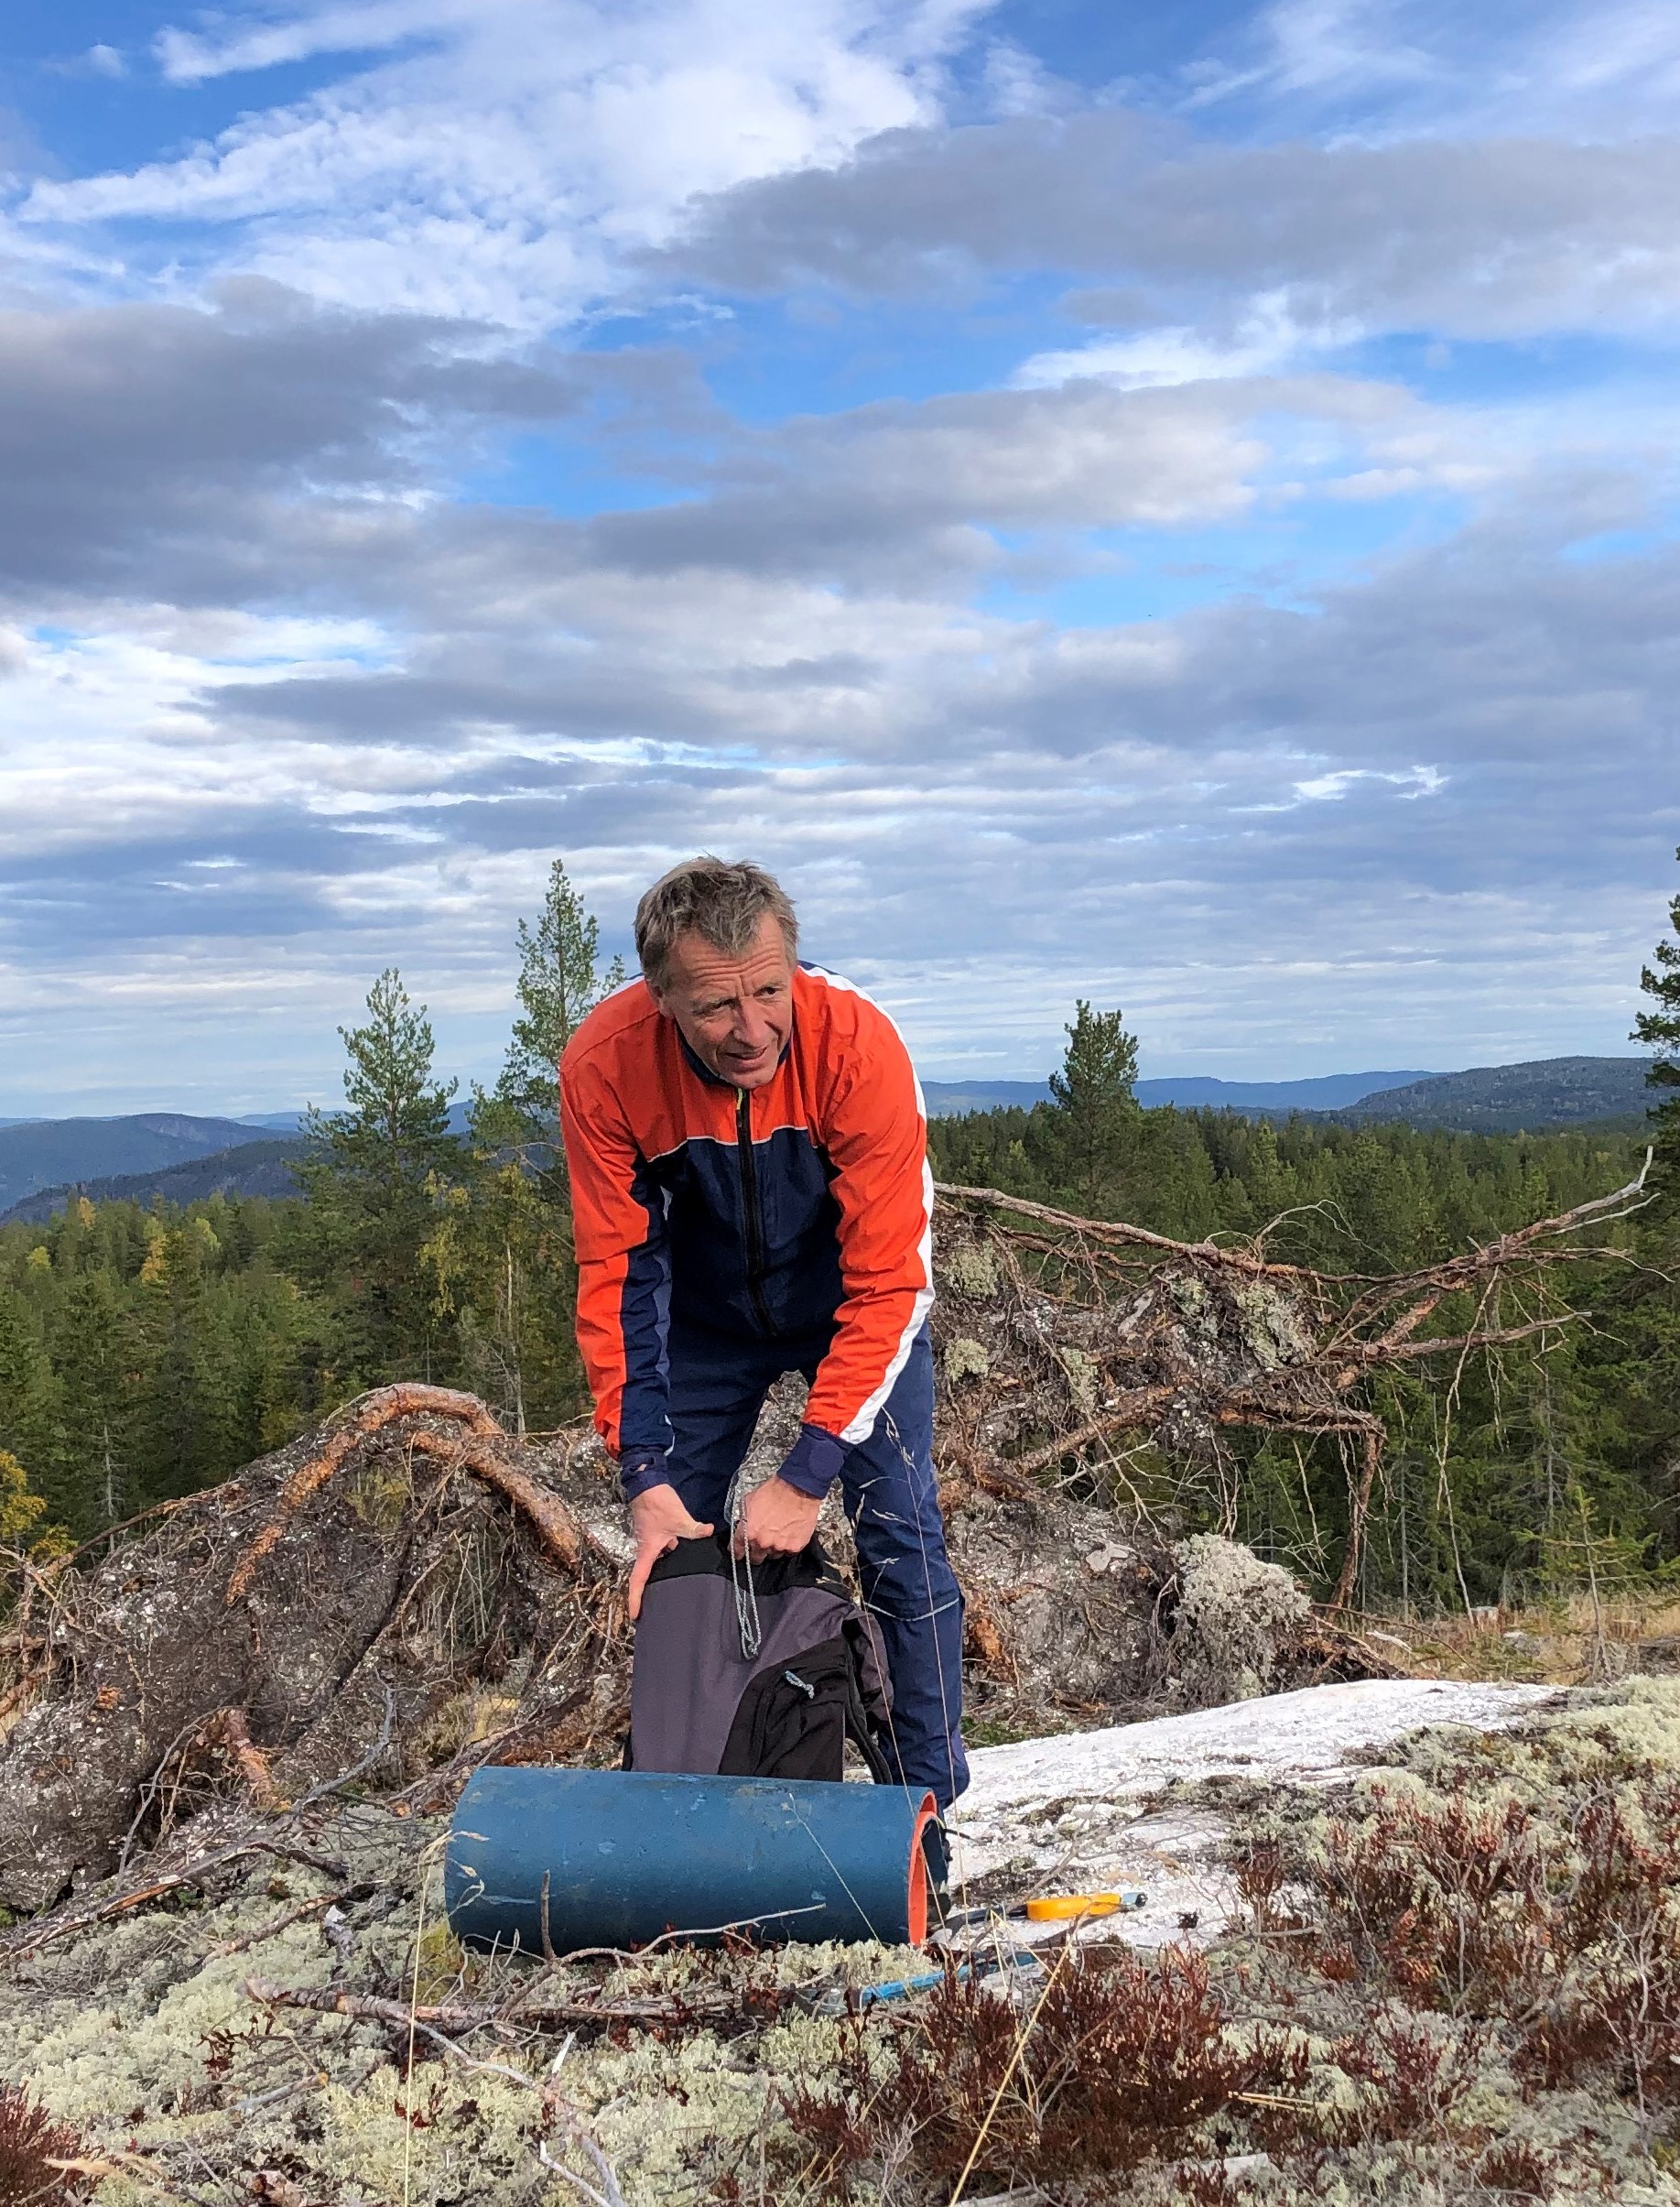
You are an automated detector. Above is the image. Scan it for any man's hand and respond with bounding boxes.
[626,1484,714,1621]
[733,1475,823,1561]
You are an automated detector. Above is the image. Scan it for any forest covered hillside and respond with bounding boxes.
[0,1136,307,1225]
[1337,1056,1652,1132]
[0,1113,274,1212]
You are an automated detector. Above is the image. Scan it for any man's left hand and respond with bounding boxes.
[733,1475,822,1560]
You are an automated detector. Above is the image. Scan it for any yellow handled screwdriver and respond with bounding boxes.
[943,1889,1146,1928]
[1021,1890,1146,1920]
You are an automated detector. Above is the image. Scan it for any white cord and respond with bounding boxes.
[726,1470,762,1658]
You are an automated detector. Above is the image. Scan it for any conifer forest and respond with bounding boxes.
[3,856,1678,1625]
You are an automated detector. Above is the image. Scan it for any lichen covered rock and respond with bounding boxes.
[1166,1532,1315,1705]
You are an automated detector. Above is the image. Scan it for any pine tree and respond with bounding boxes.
[1046,1000,1141,1212]
[1634,844,1680,1189]
[423,864,617,1430]
[298,969,462,1379]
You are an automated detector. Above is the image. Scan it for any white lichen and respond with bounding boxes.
[942,1337,992,1385]
[1170,1533,1312,1704]
[939,1242,999,1301]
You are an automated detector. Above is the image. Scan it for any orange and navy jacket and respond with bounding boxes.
[558,965,935,1499]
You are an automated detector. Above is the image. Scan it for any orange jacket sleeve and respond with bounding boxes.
[558,1038,673,1469]
[801,996,935,1449]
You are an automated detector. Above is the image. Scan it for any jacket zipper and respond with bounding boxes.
[735,1086,778,1335]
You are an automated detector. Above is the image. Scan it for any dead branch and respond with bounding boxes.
[213,1884,374,1958]
[1006,1388,1177,1479]
[936,1181,1333,1281]
[929,1160,1640,1612]
[244,1973,786,2035]
[7,1833,352,1959]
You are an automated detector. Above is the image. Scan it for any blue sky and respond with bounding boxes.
[1,0,1677,1112]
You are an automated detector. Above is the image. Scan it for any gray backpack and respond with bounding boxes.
[627,1534,898,1784]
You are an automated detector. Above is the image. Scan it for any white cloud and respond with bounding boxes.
[2,1,1677,1103]
[154,0,471,82]
[4,442,1672,1102]
[25,0,991,326]
[1014,290,1360,391]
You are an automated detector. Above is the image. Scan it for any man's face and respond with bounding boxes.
[652,913,795,1090]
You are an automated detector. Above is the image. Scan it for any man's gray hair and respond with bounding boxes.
[634,856,798,993]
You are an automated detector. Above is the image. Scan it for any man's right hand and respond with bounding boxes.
[626,1484,715,1621]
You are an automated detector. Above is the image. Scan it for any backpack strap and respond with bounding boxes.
[840,1613,899,1785]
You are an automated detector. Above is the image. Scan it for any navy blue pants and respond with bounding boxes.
[666,1320,969,1806]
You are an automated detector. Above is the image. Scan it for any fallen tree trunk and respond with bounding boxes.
[0,1386,622,1912]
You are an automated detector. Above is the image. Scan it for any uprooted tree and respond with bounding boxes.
[0,1164,1649,1923]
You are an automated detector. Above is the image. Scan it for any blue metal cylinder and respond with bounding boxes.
[446,1767,938,1952]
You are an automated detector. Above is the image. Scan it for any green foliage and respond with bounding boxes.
[418,862,623,1432]
[421,1117,582,1438]
[0,1450,49,1546]
[6,855,1676,1615]
[1634,842,1680,1190]
[0,869,618,1528]
[496,857,625,1139]
[929,1092,1668,1604]
[0,1192,340,1535]
[296,968,462,1380]
[1046,1000,1141,1212]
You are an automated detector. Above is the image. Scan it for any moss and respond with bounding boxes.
[417,1687,523,1761]
[345,1452,414,1537]
[1170,1534,1311,1704]
[309,2067,538,2205]
[413,1921,471,2006]
[15,1685,1680,2204]
[1230,1277,1316,1371]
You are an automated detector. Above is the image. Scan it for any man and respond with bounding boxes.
[559,855,968,1806]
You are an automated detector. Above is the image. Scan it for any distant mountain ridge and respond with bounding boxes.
[236,1104,473,1136]
[1,1139,306,1225]
[0,1113,278,1214]
[921,1071,1434,1116]
[1335,1057,1653,1133]
[0,1059,1658,1220]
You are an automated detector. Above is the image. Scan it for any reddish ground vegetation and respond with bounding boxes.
[0,2084,89,2207]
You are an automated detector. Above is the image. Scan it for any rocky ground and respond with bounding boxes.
[5,1658,1680,2204]
[0,1180,1671,2205]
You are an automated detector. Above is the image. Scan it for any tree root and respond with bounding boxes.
[406,1428,600,1574]
[932,1159,1649,1612]
[225,1385,559,1602]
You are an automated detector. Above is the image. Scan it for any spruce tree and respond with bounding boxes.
[1634,844,1680,1188]
[298,969,461,1379]
[49,1272,132,1530]
[0,1288,54,1505]
[496,859,625,1137]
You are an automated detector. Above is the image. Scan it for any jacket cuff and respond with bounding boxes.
[776,1423,848,1500]
[618,1452,674,1504]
